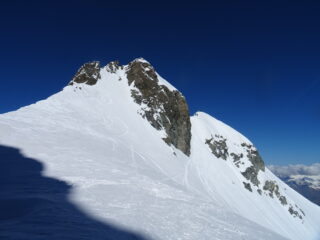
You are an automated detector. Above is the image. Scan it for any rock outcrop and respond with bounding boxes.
[205,135,228,160]
[230,152,244,168]
[106,61,121,73]
[263,180,288,205]
[241,143,265,187]
[69,61,101,86]
[243,182,253,192]
[126,59,191,156]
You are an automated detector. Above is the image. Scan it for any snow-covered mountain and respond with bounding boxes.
[0,58,319,240]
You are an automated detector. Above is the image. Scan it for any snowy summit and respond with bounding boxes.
[0,58,320,240]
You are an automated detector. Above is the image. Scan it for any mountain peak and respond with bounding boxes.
[125,58,191,156]
[131,57,150,64]
[69,61,101,86]
[105,60,120,73]
[69,58,153,86]
[67,58,191,156]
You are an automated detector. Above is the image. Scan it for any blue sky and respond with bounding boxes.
[0,0,319,165]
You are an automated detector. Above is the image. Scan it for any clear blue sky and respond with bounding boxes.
[0,1,319,165]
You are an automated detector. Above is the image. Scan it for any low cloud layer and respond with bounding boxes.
[268,163,320,177]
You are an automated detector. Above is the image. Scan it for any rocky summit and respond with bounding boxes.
[126,59,191,156]
[69,61,101,86]
[69,58,192,156]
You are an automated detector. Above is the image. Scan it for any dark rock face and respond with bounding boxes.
[279,196,288,205]
[126,59,191,156]
[69,61,101,86]
[106,61,120,73]
[230,153,243,162]
[243,182,252,192]
[263,180,280,198]
[242,166,261,186]
[230,152,243,167]
[288,205,303,219]
[241,143,265,187]
[205,135,228,160]
[241,143,265,172]
[263,180,288,206]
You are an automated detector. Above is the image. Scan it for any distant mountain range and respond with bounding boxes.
[269,164,320,206]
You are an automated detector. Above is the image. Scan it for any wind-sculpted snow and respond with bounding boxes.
[0,58,319,240]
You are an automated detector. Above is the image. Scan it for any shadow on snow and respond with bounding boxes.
[0,145,149,240]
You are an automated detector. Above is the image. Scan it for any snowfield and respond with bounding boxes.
[0,58,319,240]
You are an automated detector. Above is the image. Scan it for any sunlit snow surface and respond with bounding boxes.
[0,63,319,240]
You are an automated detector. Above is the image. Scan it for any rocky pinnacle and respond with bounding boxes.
[126,59,192,156]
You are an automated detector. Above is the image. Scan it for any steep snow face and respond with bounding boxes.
[188,112,320,240]
[0,59,319,240]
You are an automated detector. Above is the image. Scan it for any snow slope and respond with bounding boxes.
[0,58,319,240]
